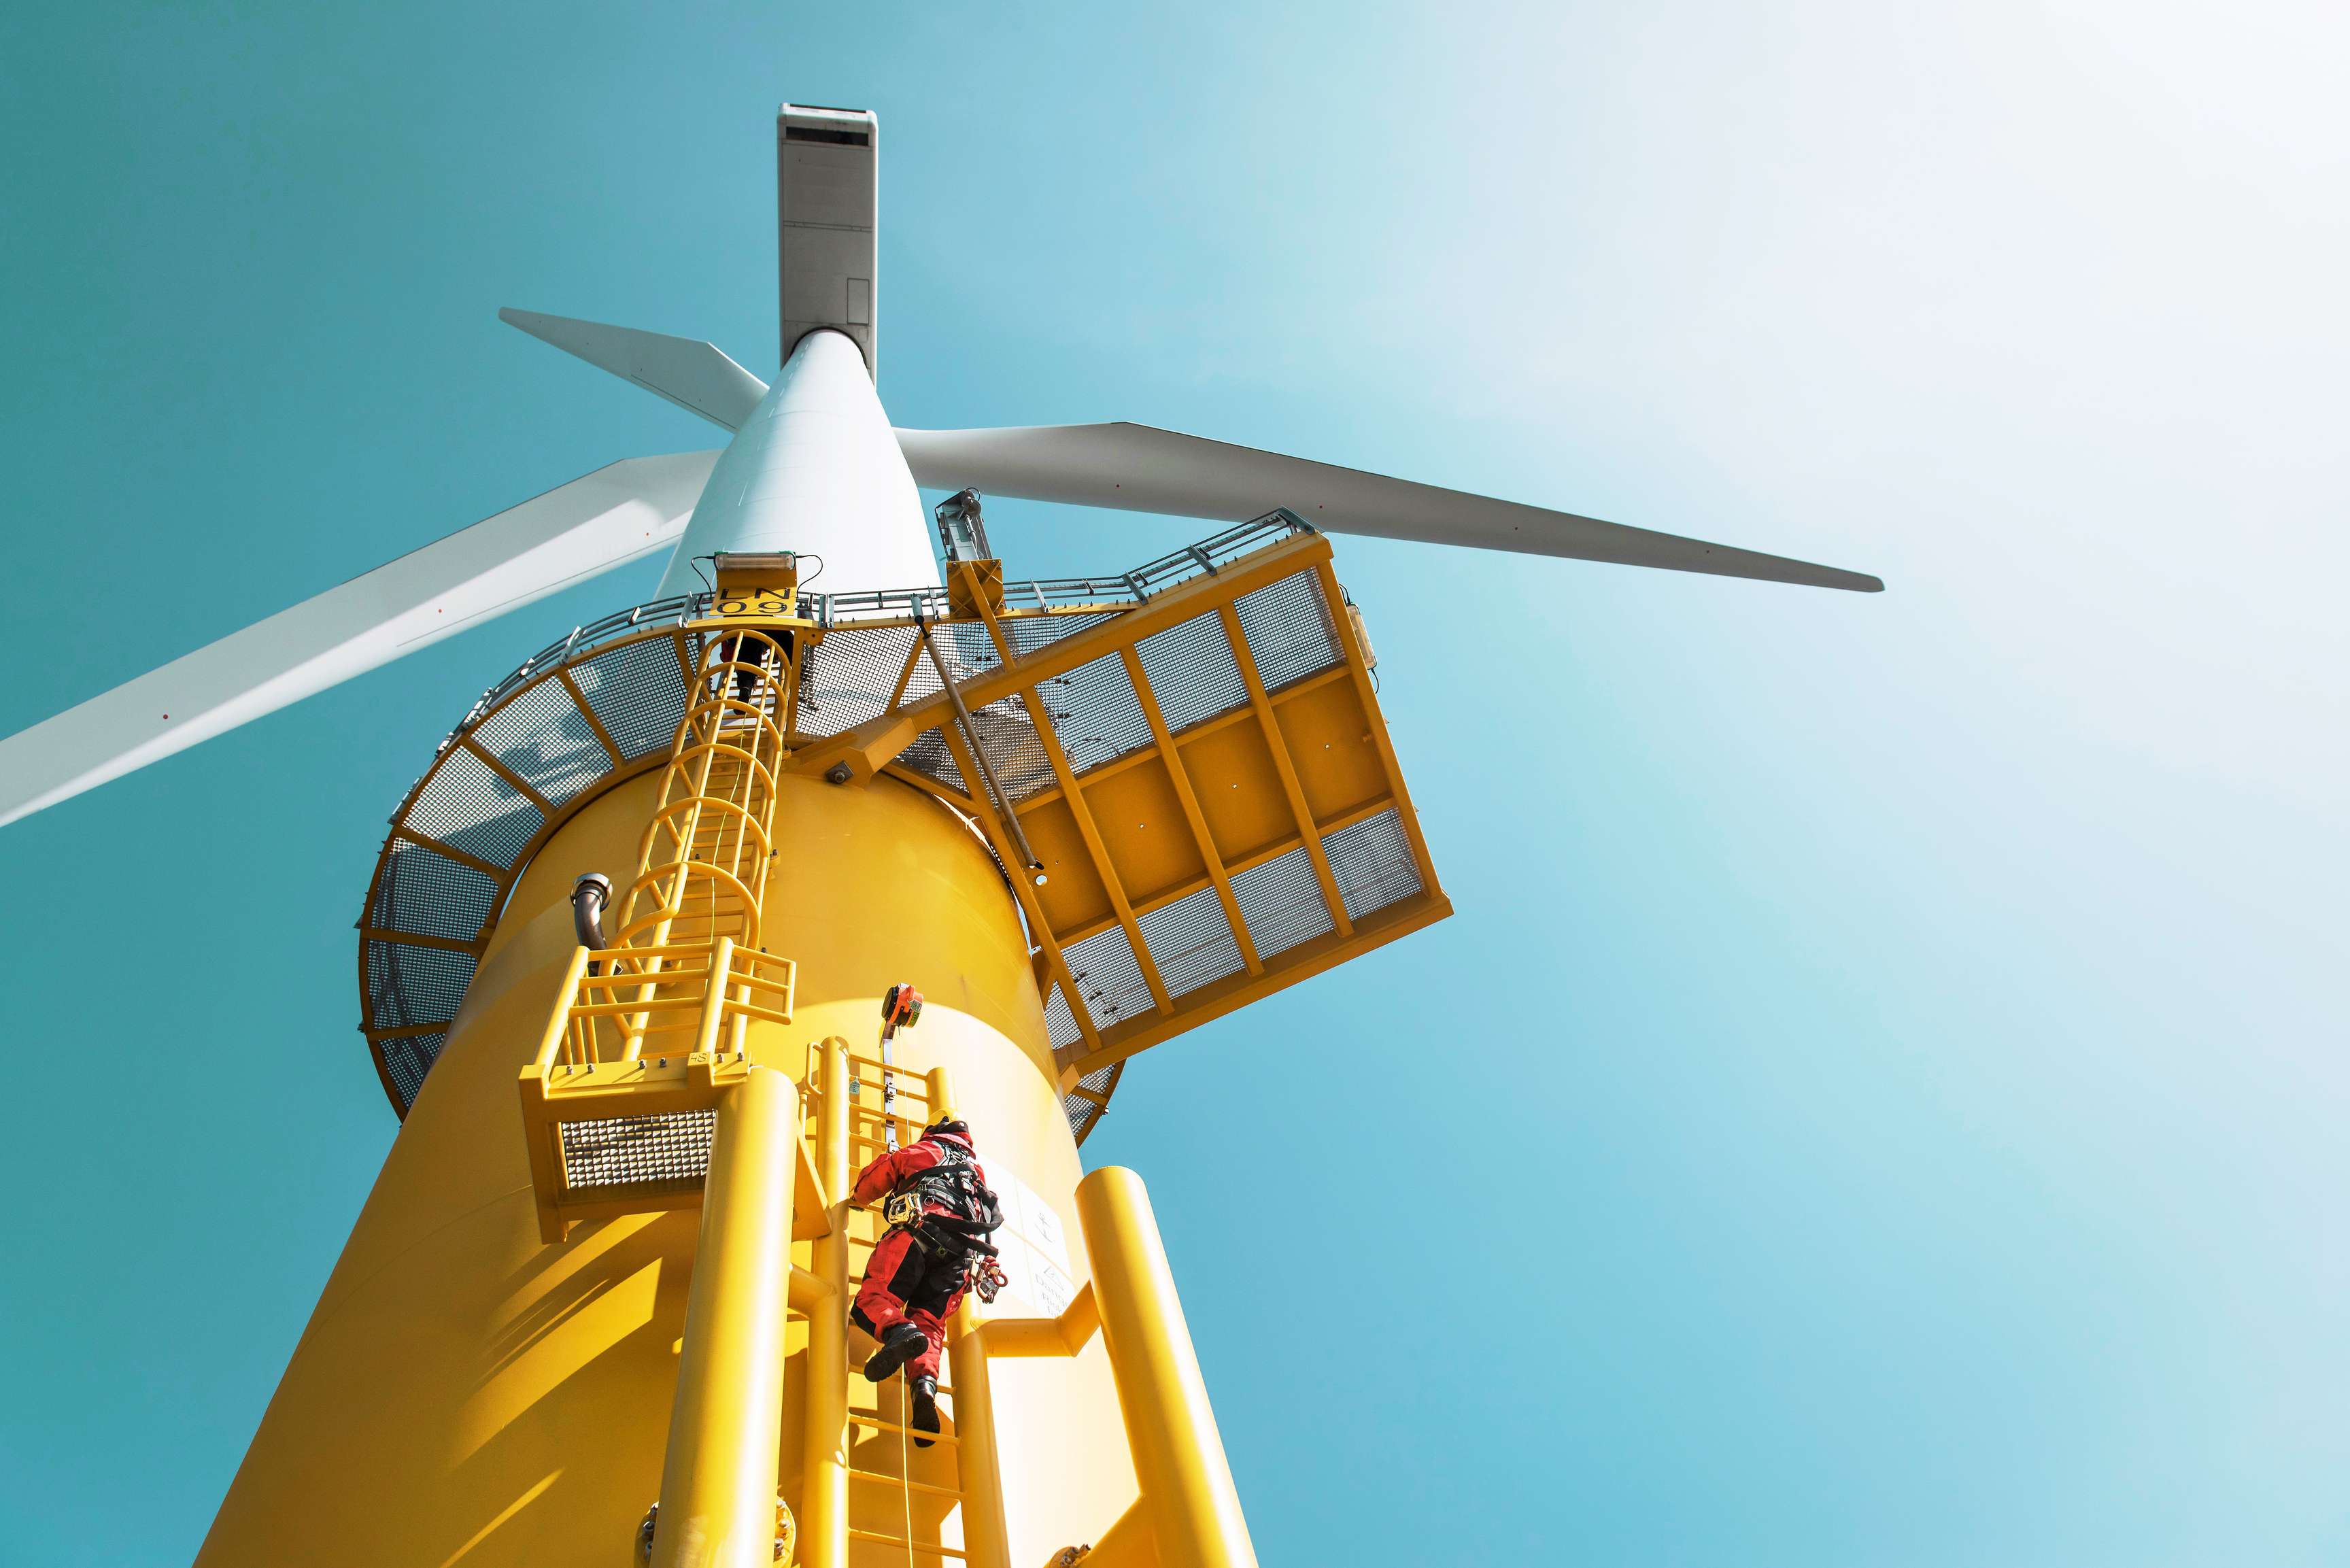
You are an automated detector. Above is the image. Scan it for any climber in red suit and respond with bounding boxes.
[849,1118,1004,1444]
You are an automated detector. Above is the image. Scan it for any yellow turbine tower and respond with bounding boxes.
[0,104,1878,1568]
[206,523,1446,1568]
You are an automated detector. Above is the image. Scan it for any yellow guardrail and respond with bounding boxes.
[535,936,797,1070]
[517,936,797,1244]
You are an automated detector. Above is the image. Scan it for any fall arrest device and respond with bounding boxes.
[877,982,923,1153]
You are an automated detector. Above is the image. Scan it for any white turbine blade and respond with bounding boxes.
[896,422,1882,592]
[500,308,769,431]
[0,451,717,829]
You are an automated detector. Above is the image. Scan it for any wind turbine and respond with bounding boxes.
[2,105,1877,1568]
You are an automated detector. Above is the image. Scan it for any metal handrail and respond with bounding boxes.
[539,936,799,1070]
[423,510,1312,784]
[365,508,1316,1117]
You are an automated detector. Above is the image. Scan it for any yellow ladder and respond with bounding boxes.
[606,628,794,1034]
[803,1046,1004,1568]
[842,1058,967,1566]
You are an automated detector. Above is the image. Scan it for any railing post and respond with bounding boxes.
[1075,1167,1259,1568]
[650,1066,800,1568]
[537,944,592,1071]
[799,1041,853,1568]
[691,938,736,1057]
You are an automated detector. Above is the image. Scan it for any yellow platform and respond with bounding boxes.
[360,513,1447,1137]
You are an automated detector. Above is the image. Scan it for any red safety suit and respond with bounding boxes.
[849,1126,992,1382]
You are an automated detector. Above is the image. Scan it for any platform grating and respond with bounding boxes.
[1233,571,1342,689]
[792,623,919,737]
[364,941,476,1032]
[1327,808,1423,920]
[1061,925,1155,1036]
[362,513,1441,1142]
[1043,983,1086,1053]
[1133,611,1249,733]
[1231,846,1337,959]
[560,1109,718,1192]
[405,747,543,866]
[378,1032,446,1106]
[1064,1061,1125,1140]
[1138,883,1249,998]
[368,842,500,943]
[472,678,609,806]
[1038,649,1155,777]
[576,636,689,758]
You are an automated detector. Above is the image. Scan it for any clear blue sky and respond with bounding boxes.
[2,3,2343,1564]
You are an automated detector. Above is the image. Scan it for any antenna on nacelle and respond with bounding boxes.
[934,490,993,564]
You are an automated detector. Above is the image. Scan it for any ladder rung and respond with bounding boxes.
[849,1414,959,1446]
[844,1059,919,1073]
[847,1529,966,1560]
[848,1389,952,1416]
[847,1467,965,1501]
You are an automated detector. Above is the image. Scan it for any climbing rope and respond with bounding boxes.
[898,1367,915,1568]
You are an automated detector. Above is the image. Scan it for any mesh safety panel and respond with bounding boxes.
[365,941,478,1033]
[473,678,609,806]
[377,1032,446,1108]
[1063,1059,1125,1140]
[1004,610,1123,657]
[1044,982,1086,1053]
[1138,883,1248,998]
[887,626,968,713]
[1134,612,1248,732]
[1327,808,1424,920]
[368,842,501,942]
[577,636,689,758]
[1231,846,1336,959]
[560,1109,718,1191]
[406,747,545,867]
[830,615,1131,802]
[796,623,920,738]
[1233,572,1342,690]
[896,729,970,796]
[966,702,1052,802]
[1061,924,1155,1036]
[1039,649,1154,778]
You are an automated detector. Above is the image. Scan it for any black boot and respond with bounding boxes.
[863,1321,927,1382]
[909,1374,940,1448]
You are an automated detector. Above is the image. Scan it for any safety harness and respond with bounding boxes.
[881,1140,1004,1252]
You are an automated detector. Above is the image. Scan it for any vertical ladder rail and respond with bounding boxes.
[813,1061,1010,1568]
[802,1038,854,1568]
[930,1063,1014,1568]
[612,628,791,1057]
